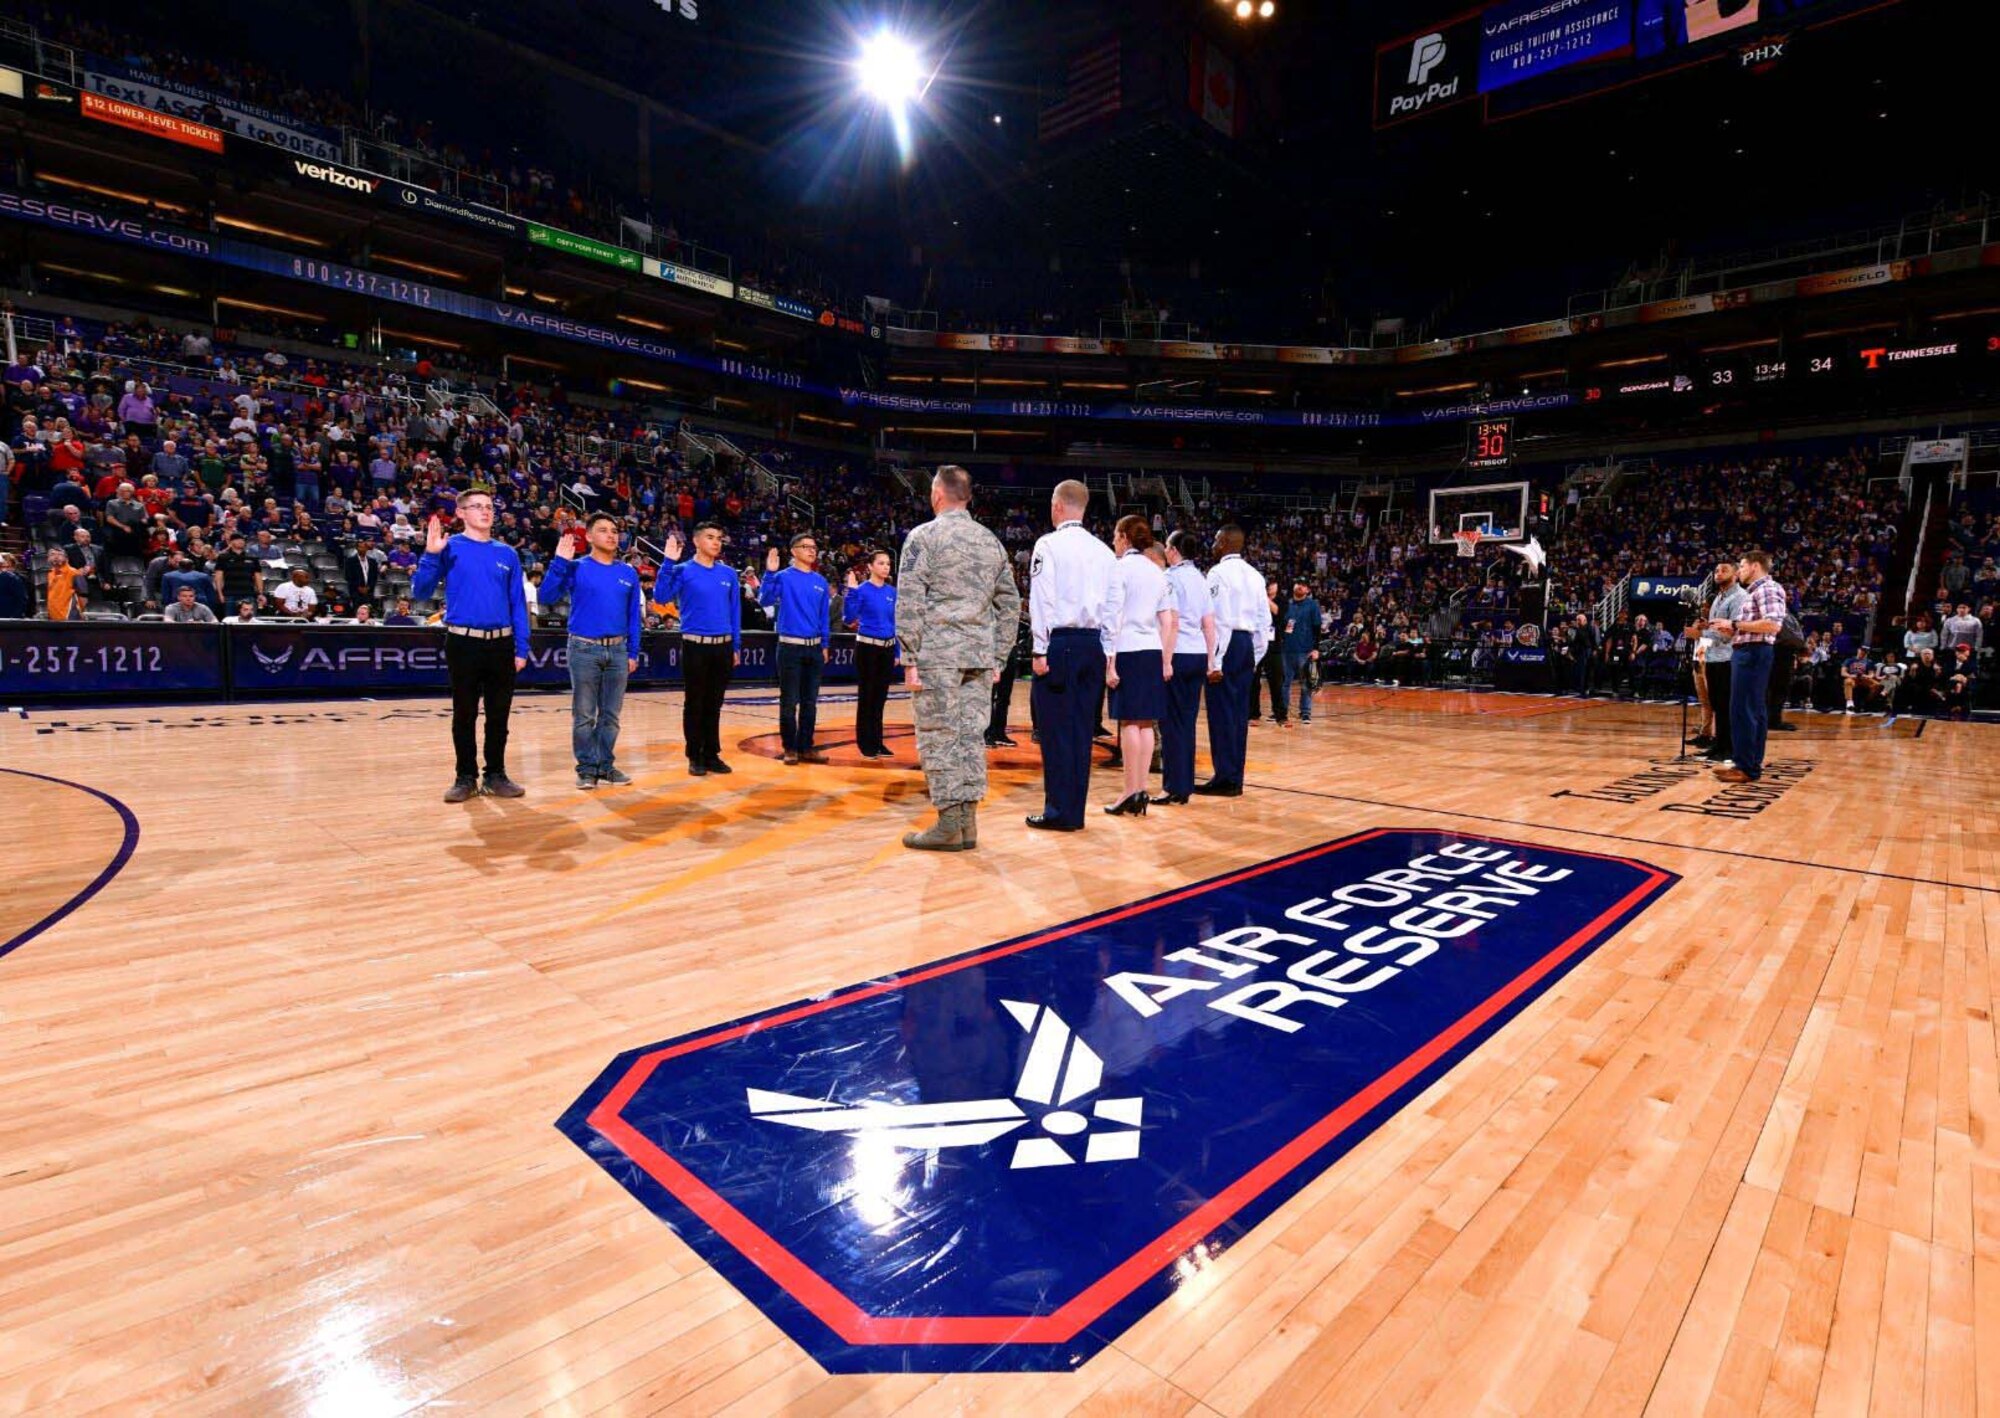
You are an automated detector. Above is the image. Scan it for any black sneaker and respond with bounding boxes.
[576,772,598,791]
[705,758,733,775]
[992,734,1018,747]
[482,774,526,799]
[599,768,633,786]
[689,760,709,777]
[443,777,478,804]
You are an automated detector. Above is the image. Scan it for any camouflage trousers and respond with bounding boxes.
[914,668,993,806]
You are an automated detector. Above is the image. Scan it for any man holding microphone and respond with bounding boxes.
[539,512,644,790]
[1708,549,1786,785]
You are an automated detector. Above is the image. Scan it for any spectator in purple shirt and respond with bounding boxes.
[117,382,159,439]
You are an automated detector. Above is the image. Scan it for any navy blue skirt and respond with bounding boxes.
[1109,649,1167,721]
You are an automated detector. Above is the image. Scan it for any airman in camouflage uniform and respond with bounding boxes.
[895,465,1022,851]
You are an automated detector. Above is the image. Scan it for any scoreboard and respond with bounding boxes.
[1465,417,1515,469]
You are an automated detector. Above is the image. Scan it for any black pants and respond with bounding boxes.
[776,642,824,752]
[989,659,1017,741]
[1767,648,1795,726]
[1252,647,1286,722]
[445,633,516,780]
[1704,659,1733,758]
[854,643,894,754]
[682,641,733,763]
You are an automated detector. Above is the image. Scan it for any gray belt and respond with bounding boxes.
[855,634,896,647]
[778,635,823,646]
[683,633,732,645]
[445,624,509,640]
[570,634,625,646]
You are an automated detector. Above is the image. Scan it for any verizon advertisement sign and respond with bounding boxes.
[292,158,380,195]
[1374,14,1481,126]
[254,146,524,237]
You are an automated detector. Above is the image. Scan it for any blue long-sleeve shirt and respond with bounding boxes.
[539,553,643,659]
[412,534,532,658]
[844,580,898,639]
[656,556,744,652]
[759,564,832,648]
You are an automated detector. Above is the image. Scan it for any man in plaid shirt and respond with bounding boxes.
[1710,548,1786,783]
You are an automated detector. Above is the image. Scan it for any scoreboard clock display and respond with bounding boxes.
[1466,417,1515,470]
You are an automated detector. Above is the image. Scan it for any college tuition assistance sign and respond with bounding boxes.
[558,828,1674,1371]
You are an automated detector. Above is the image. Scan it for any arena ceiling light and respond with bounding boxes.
[853,28,933,165]
[856,31,924,107]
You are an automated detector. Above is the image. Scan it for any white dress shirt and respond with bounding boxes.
[1106,550,1173,655]
[1029,519,1121,655]
[1204,554,1271,670]
[1166,561,1211,656]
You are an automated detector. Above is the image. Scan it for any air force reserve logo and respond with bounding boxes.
[749,999,1143,1169]
[557,829,1674,1372]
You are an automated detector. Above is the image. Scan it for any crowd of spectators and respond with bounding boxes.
[30,13,861,320]
[3,311,1992,716]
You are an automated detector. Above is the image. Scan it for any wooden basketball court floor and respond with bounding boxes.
[3,682,1997,1416]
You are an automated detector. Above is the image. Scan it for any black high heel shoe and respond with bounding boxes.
[1104,792,1150,817]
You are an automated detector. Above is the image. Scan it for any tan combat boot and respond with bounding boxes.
[902,802,972,852]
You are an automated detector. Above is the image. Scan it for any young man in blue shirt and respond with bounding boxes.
[540,512,644,790]
[755,532,833,765]
[658,521,743,776]
[843,548,898,758]
[412,486,532,802]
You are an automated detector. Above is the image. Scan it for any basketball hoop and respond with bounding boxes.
[1453,530,1482,560]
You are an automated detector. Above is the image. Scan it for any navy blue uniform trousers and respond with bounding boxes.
[1032,628,1104,827]
[1161,652,1208,797]
[1204,635,1255,787]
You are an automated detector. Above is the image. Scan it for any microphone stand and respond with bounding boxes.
[1671,638,1702,762]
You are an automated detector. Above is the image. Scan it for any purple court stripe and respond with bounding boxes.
[0,768,141,963]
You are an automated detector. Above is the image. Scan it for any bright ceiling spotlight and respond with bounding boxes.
[1259,0,1275,14]
[856,31,924,108]
[1234,0,1252,15]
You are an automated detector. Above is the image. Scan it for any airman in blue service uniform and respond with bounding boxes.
[756,532,834,765]
[1196,524,1270,797]
[1026,479,1122,831]
[1156,529,1217,804]
[657,521,743,776]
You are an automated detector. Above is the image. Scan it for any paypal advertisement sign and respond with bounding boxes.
[1373,14,1482,126]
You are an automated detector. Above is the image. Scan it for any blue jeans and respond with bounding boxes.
[1728,642,1773,780]
[294,477,321,511]
[1282,650,1314,720]
[569,637,629,776]
[776,642,824,752]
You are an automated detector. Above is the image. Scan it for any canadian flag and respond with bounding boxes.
[1188,37,1242,138]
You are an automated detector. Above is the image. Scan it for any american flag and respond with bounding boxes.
[1037,40,1121,143]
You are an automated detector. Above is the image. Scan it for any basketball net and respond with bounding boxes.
[1453,530,1482,560]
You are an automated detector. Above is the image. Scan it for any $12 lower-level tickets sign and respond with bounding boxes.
[559,828,1675,1372]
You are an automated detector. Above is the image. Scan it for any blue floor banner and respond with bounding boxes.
[0,624,856,698]
[557,828,1676,1372]
[0,622,226,696]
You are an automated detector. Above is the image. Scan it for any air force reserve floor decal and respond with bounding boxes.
[556,828,1675,1372]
